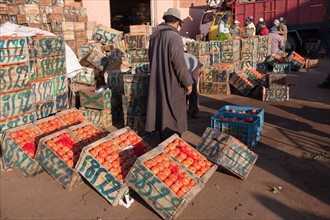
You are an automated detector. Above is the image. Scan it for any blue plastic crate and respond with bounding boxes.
[218,105,264,128]
[211,112,260,148]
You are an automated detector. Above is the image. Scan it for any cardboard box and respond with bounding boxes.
[199,82,230,95]
[262,86,289,101]
[0,63,30,94]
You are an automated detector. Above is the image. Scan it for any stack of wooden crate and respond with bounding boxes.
[240,37,259,71]
[256,35,271,71]
[122,73,150,135]
[30,35,69,118]
[0,36,35,135]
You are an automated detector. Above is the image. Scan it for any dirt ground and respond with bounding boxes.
[1,59,330,220]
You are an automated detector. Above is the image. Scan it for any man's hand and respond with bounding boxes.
[186,85,193,95]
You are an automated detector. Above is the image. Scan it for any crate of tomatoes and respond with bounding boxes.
[197,127,258,180]
[35,129,85,190]
[159,134,218,185]
[1,124,44,176]
[34,116,67,136]
[68,121,109,145]
[76,136,134,207]
[126,146,204,220]
[211,111,260,148]
[56,108,88,127]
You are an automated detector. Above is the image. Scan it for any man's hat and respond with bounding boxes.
[259,18,264,22]
[163,8,183,23]
[246,16,253,23]
[273,19,280,25]
[223,14,230,21]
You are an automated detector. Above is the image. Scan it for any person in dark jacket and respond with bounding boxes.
[255,17,264,35]
[145,8,194,141]
[259,22,269,36]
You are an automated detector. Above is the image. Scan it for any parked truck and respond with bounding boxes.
[200,0,329,51]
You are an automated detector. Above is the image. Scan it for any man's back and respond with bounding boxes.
[268,31,284,54]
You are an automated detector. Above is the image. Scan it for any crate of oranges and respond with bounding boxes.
[1,124,44,176]
[34,116,67,136]
[56,108,87,127]
[68,122,109,145]
[35,129,85,190]
[76,136,134,207]
[109,127,152,155]
[126,146,204,220]
[160,134,218,184]
[197,127,258,180]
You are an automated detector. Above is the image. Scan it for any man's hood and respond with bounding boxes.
[151,23,178,38]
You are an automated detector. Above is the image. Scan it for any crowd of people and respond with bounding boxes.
[219,14,288,54]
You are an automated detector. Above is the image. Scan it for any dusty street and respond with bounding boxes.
[1,59,330,220]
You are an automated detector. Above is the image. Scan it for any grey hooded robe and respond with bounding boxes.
[145,23,194,134]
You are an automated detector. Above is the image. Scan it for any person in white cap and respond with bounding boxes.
[145,8,194,141]
[245,16,256,36]
[256,17,264,35]
[230,20,241,36]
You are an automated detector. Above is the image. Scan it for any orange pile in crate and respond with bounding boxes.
[58,110,87,126]
[290,51,305,63]
[273,54,286,63]
[89,141,134,184]
[144,153,197,198]
[164,138,212,178]
[71,124,104,144]
[9,127,43,159]
[45,132,83,168]
[112,130,152,154]
[36,117,66,134]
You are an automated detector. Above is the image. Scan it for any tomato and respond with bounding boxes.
[158,162,165,171]
[163,178,173,187]
[181,177,190,186]
[170,184,180,193]
[164,168,171,177]
[169,150,177,158]
[192,162,201,171]
[67,160,74,168]
[181,159,191,168]
[98,150,107,159]
[27,152,35,159]
[168,174,178,182]
[179,152,187,160]
[151,166,160,175]
[157,171,167,181]
[149,158,158,167]
[163,160,171,168]
[52,145,60,153]
[172,138,180,145]
[57,149,65,157]
[103,161,112,170]
[167,143,176,151]
[188,166,197,174]
[95,156,104,164]
[109,168,119,177]
[61,154,70,162]
[176,190,184,198]
[200,166,209,174]
[105,147,114,155]
[117,174,124,183]
[112,160,120,168]
[175,180,183,188]
[66,150,74,158]
[181,186,189,193]
[119,135,126,142]
[176,155,184,163]
[195,171,203,177]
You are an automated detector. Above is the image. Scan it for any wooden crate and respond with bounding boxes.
[0,63,30,94]
[286,51,305,71]
[241,37,258,51]
[35,129,84,190]
[129,24,152,34]
[68,121,109,144]
[123,73,149,96]
[64,0,75,7]
[0,44,29,66]
[7,5,18,15]
[131,62,150,74]
[76,14,87,22]
[124,34,149,50]
[35,99,56,119]
[81,108,112,128]
[126,145,205,220]
[240,61,258,71]
[74,67,95,85]
[257,35,271,56]
[49,13,64,22]
[106,72,130,94]
[74,22,85,31]
[63,31,75,41]
[55,107,87,127]
[262,86,289,101]
[1,123,44,176]
[240,50,258,62]
[39,6,52,23]
[0,89,35,121]
[77,44,89,59]
[24,5,41,24]
[75,136,130,207]
[31,78,54,102]
[197,127,258,180]
[220,51,240,63]
[159,134,218,184]
[228,73,255,96]
[55,91,69,112]
[0,4,8,15]
[39,0,52,6]
[265,73,287,88]
[126,49,148,63]
[80,48,105,71]
[305,59,318,69]
[0,112,36,135]
[64,7,76,22]
[33,115,66,136]
[186,41,209,56]
[273,63,291,74]
[122,94,148,116]
[219,39,240,52]
[93,25,123,45]
[79,87,112,110]
[109,48,132,67]
[124,115,146,135]
[32,36,65,57]
[16,14,27,24]
[199,82,230,95]
[198,54,210,68]
[34,55,66,78]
